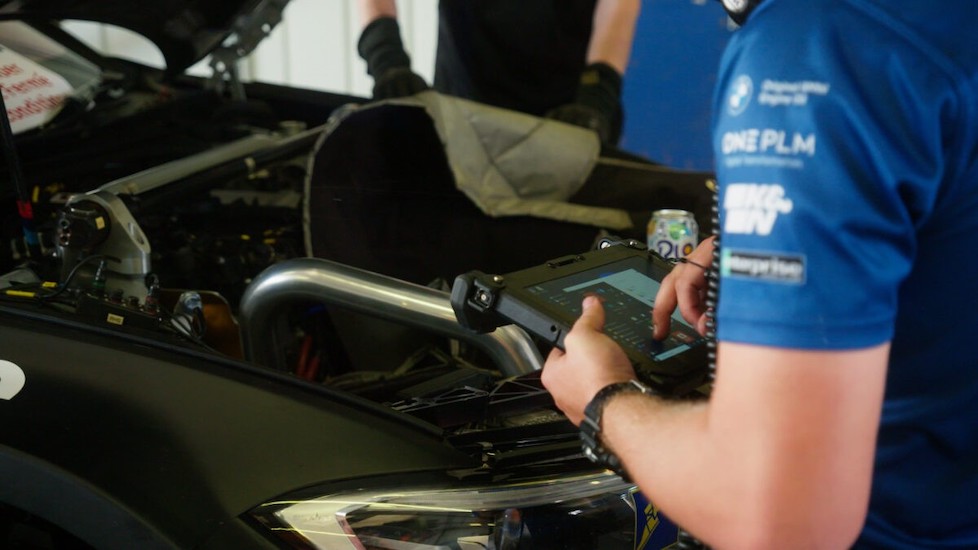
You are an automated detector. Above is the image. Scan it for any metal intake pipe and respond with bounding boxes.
[238,257,543,376]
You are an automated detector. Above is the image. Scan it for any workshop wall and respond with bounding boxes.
[62,0,437,98]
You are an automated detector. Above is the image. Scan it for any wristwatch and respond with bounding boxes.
[580,379,654,478]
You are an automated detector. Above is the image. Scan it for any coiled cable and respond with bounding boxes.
[705,183,720,383]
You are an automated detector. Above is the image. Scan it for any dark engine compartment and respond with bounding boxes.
[2,68,335,293]
[0,61,580,444]
[1,56,712,445]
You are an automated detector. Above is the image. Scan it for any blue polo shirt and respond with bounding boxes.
[712,0,978,547]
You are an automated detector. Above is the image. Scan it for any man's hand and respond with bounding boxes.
[652,237,715,341]
[371,67,429,100]
[546,62,623,144]
[541,295,636,425]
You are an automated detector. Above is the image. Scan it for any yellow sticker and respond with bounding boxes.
[106,313,125,325]
[4,289,35,298]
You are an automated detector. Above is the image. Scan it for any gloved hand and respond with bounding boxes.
[546,62,624,145]
[357,17,430,100]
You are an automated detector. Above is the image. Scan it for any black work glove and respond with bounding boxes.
[357,17,430,100]
[546,62,624,145]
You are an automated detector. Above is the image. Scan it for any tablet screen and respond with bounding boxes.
[523,259,704,362]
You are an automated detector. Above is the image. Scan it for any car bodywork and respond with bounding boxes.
[0,310,470,548]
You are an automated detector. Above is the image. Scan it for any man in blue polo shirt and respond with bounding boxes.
[542,0,978,547]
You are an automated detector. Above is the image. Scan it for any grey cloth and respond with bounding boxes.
[383,91,633,230]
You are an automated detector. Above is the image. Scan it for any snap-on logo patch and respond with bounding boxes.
[0,360,26,400]
[721,249,806,284]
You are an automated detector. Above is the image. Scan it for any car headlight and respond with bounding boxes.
[251,471,671,549]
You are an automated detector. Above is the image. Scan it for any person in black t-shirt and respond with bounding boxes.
[355,0,641,145]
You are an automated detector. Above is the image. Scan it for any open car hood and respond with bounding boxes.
[0,0,266,74]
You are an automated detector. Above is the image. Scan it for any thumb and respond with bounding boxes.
[575,294,606,331]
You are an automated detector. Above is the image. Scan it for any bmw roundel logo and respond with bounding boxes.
[727,74,753,116]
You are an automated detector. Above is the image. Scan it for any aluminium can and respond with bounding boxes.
[647,209,698,260]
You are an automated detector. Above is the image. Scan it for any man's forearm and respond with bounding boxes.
[588,0,641,74]
[600,394,734,540]
[601,392,843,549]
[598,342,886,549]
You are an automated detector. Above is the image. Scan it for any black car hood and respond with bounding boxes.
[0,0,263,74]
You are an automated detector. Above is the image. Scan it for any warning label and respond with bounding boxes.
[0,45,73,134]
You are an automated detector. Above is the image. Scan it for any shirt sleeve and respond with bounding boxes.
[712,0,953,350]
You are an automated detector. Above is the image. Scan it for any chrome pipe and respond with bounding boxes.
[239,257,542,376]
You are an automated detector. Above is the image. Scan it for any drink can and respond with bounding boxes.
[647,209,698,259]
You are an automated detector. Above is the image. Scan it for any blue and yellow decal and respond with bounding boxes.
[631,488,679,550]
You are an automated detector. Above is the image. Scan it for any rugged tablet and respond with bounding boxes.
[451,240,710,395]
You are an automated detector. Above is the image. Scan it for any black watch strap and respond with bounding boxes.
[580,379,653,478]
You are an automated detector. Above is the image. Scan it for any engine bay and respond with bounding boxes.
[0,64,588,467]
[1,37,718,481]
